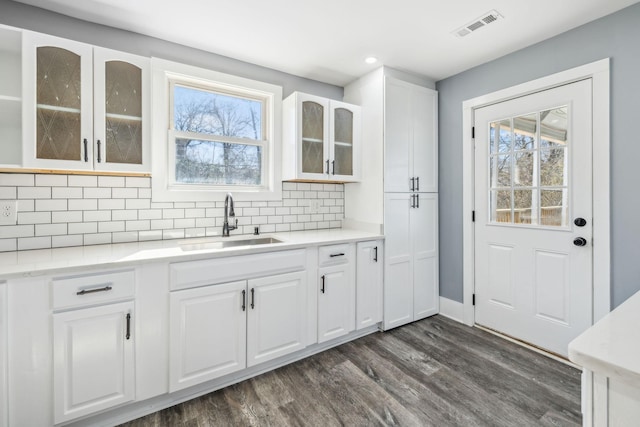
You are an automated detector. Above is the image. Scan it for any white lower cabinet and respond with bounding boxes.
[384,193,438,330]
[0,282,6,427]
[169,271,307,392]
[53,301,135,424]
[318,244,355,343]
[51,270,136,424]
[169,281,247,392]
[356,241,383,330]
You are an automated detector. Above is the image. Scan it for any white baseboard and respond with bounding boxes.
[439,297,464,323]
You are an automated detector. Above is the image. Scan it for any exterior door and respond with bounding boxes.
[474,79,592,357]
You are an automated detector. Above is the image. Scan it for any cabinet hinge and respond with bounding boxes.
[472,126,475,139]
[472,294,476,306]
[472,210,475,222]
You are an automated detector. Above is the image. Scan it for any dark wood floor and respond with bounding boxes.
[120,316,582,426]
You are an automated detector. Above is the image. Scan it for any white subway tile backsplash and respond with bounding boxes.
[18,236,51,250]
[52,211,83,223]
[52,187,83,199]
[99,199,125,210]
[0,187,16,199]
[99,221,125,233]
[37,174,67,187]
[52,234,83,248]
[84,187,112,199]
[98,176,125,188]
[68,222,97,235]
[112,232,138,243]
[0,174,34,186]
[126,177,151,188]
[0,238,17,251]
[84,210,111,222]
[112,210,138,221]
[18,211,51,225]
[0,173,344,252]
[36,223,67,236]
[18,186,51,199]
[84,233,111,245]
[68,175,97,187]
[36,199,67,212]
[69,199,98,211]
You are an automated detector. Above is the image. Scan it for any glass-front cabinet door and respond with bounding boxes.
[23,32,93,170]
[283,91,360,182]
[23,32,149,172]
[330,101,360,182]
[93,48,149,173]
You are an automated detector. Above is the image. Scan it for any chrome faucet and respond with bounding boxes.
[223,192,238,237]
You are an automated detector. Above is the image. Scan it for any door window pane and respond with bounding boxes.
[487,106,569,227]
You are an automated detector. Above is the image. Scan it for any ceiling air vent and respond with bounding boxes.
[453,10,503,38]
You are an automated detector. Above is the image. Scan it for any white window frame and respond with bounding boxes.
[152,58,282,202]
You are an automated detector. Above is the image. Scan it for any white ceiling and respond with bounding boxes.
[12,0,640,86]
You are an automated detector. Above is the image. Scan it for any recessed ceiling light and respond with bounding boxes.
[364,56,378,64]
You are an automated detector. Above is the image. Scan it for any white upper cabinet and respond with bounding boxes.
[0,26,23,168]
[283,92,361,182]
[384,77,437,193]
[22,31,149,172]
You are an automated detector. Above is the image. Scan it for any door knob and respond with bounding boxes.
[574,218,587,227]
[573,237,587,247]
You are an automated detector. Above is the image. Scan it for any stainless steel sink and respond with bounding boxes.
[180,237,283,251]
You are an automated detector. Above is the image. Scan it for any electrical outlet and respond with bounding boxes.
[0,200,17,225]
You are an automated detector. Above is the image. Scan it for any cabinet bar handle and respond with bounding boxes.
[373,246,378,262]
[331,160,335,175]
[416,177,420,191]
[326,160,330,174]
[250,288,255,309]
[416,194,419,208]
[76,285,112,295]
[83,138,88,162]
[126,313,131,340]
[97,140,102,163]
[410,194,415,208]
[410,177,415,191]
[329,253,345,258]
[321,275,325,293]
[241,289,246,311]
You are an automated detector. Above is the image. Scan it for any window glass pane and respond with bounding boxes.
[541,189,567,226]
[490,118,511,153]
[540,148,567,186]
[514,151,534,187]
[491,189,511,223]
[514,189,535,224]
[174,85,262,140]
[540,106,568,148]
[175,138,262,185]
[490,154,511,188]
[513,113,536,150]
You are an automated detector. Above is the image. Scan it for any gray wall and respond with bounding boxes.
[437,3,640,308]
[0,0,342,99]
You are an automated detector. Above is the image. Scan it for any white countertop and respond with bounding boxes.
[568,290,640,386]
[0,228,383,279]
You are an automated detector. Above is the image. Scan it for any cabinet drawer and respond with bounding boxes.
[318,244,351,267]
[170,249,306,291]
[52,270,135,310]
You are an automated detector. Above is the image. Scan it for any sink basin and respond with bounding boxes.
[180,237,283,251]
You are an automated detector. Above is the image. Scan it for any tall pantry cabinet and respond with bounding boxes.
[344,67,438,330]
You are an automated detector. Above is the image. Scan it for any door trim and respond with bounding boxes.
[461,58,610,327]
